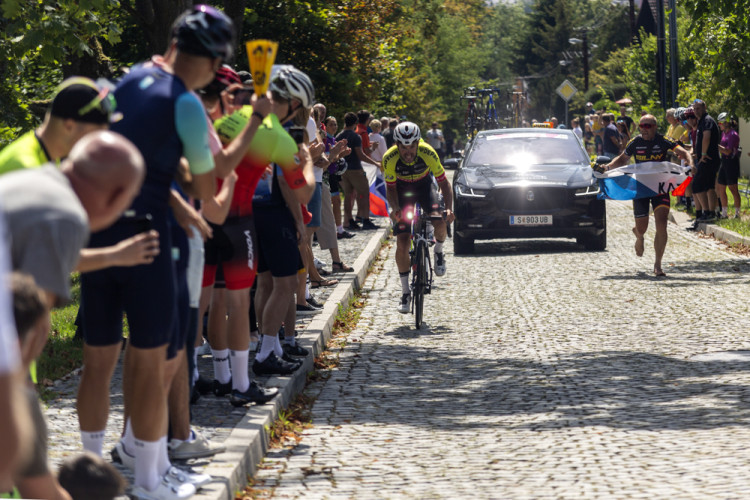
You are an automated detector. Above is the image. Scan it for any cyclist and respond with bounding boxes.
[383,122,454,313]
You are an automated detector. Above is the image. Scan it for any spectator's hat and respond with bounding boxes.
[50,77,118,125]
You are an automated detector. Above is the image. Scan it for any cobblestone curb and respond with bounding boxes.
[669,209,750,246]
[194,225,389,500]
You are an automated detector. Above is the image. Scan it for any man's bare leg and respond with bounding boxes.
[653,207,669,276]
[77,342,122,455]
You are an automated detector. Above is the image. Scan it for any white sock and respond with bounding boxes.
[305,283,311,300]
[123,418,135,451]
[156,435,170,476]
[133,438,161,491]
[257,334,276,362]
[211,348,231,384]
[434,240,444,253]
[274,335,284,357]
[400,272,410,295]
[230,349,250,393]
[283,335,296,346]
[81,430,106,457]
[337,225,344,233]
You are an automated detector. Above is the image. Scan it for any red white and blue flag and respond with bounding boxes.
[363,162,390,217]
[594,161,690,200]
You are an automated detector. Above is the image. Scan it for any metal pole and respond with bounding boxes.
[628,0,636,44]
[565,100,569,129]
[582,32,589,92]
[668,0,679,107]
[656,0,667,109]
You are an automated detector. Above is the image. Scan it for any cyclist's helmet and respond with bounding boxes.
[173,5,236,62]
[674,107,685,121]
[717,112,728,123]
[268,65,315,107]
[393,121,421,146]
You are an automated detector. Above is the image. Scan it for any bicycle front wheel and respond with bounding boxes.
[414,240,428,329]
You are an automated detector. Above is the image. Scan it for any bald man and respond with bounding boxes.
[0,130,145,307]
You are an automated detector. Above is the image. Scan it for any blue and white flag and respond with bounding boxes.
[594,161,690,200]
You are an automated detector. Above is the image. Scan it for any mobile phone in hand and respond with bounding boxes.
[289,126,306,145]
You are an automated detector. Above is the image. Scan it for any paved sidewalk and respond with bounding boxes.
[42,221,390,500]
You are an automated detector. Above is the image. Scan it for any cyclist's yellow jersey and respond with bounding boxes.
[382,140,446,186]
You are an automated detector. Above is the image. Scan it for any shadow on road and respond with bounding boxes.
[338,335,750,433]
[599,259,750,286]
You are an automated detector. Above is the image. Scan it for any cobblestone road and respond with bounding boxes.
[254,200,750,499]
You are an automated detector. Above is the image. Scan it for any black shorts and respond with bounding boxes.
[393,179,441,235]
[717,157,740,186]
[633,193,670,219]
[692,160,719,193]
[81,215,176,350]
[328,173,341,195]
[202,216,258,290]
[254,206,300,277]
[168,225,190,360]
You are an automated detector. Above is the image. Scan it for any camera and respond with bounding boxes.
[230,88,253,106]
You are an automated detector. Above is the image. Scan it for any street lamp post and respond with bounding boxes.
[568,35,590,92]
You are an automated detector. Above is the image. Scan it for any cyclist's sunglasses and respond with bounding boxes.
[78,87,117,119]
[638,123,655,129]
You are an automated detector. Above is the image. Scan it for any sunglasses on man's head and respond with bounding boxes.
[638,123,655,129]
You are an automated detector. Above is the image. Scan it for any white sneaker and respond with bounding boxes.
[398,293,410,314]
[130,475,195,500]
[195,339,211,356]
[166,465,211,489]
[314,257,325,270]
[111,440,135,471]
[434,252,446,277]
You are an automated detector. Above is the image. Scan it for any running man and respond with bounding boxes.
[383,122,454,312]
[603,114,693,277]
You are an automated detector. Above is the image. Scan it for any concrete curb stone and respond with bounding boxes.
[669,208,750,246]
[195,225,389,500]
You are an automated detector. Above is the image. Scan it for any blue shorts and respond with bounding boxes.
[254,206,300,278]
[306,182,322,228]
[81,215,176,351]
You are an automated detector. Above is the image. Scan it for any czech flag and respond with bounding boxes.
[363,162,390,217]
[594,161,690,200]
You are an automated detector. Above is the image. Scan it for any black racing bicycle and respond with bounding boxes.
[407,203,434,329]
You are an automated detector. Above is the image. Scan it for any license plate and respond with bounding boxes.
[509,215,553,225]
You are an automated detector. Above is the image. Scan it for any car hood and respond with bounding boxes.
[459,164,594,189]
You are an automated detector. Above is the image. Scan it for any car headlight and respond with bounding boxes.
[456,184,489,198]
[575,184,600,196]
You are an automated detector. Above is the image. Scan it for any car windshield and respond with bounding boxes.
[465,132,589,169]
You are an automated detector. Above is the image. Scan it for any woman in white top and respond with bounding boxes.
[368,119,388,164]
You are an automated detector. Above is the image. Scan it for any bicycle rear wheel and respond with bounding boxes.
[413,240,428,329]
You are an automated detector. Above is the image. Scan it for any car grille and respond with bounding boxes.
[491,187,570,211]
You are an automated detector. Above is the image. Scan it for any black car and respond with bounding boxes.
[452,128,606,254]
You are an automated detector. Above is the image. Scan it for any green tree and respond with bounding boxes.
[680,0,748,116]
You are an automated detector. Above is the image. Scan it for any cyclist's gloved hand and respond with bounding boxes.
[590,161,606,174]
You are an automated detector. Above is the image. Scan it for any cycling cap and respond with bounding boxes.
[173,4,236,61]
[717,112,728,123]
[393,122,421,145]
[269,65,315,107]
[49,76,117,125]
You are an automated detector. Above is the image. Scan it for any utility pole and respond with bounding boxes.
[656,0,668,109]
[667,0,679,107]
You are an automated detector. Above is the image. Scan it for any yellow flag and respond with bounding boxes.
[245,40,278,96]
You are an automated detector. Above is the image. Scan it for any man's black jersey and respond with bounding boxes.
[623,133,678,163]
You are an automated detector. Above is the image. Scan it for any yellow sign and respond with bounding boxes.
[556,79,578,102]
[245,40,278,96]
